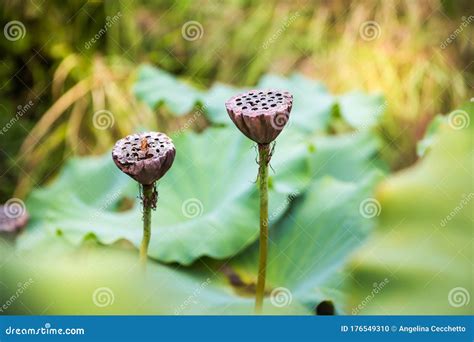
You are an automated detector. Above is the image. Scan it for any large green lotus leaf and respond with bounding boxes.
[274,125,385,190]
[306,131,386,182]
[257,73,335,133]
[0,242,311,315]
[2,173,384,315]
[19,125,384,266]
[230,172,384,314]
[347,105,473,314]
[20,127,309,265]
[133,64,202,115]
[337,91,385,129]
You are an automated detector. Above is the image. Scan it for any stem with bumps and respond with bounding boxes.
[140,183,154,270]
[255,143,270,313]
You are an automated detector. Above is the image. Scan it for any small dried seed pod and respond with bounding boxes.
[0,203,29,236]
[225,89,293,144]
[112,132,176,185]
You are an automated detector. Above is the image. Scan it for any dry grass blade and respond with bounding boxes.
[19,78,93,158]
[52,54,80,99]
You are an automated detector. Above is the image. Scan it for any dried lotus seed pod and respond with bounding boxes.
[225,89,293,144]
[112,132,176,185]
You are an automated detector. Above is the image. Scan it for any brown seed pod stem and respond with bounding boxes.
[139,183,156,268]
[112,132,176,270]
[225,89,293,314]
[255,143,270,313]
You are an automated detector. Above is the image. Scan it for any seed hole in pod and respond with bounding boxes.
[132,152,138,158]
[268,91,273,94]
[125,142,131,145]
[242,106,247,109]
[146,153,154,158]
[263,107,269,110]
[156,148,160,153]
[249,92,254,95]
[252,107,258,111]
[237,102,242,105]
[276,93,282,96]
[262,103,266,106]
[161,144,164,147]
[271,104,276,107]
[145,135,151,138]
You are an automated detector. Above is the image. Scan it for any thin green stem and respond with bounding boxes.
[140,183,154,270]
[255,143,270,314]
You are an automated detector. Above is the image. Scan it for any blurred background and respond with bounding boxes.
[0,0,472,200]
[0,0,472,316]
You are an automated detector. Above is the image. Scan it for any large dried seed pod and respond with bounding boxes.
[225,89,293,144]
[112,132,176,185]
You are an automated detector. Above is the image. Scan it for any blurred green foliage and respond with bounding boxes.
[349,103,473,315]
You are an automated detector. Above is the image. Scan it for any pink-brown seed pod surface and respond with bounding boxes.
[112,132,176,185]
[225,89,293,144]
